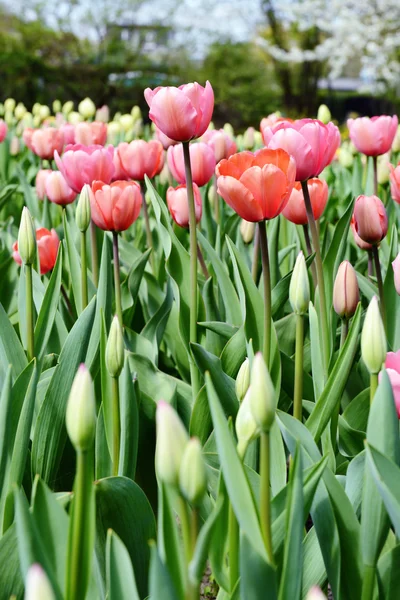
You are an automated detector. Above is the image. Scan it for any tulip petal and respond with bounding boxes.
[148,87,198,142]
[240,164,288,219]
[217,175,263,222]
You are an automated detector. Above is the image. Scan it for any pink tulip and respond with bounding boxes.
[96,105,110,123]
[167,184,202,227]
[201,128,237,162]
[0,120,7,142]
[333,261,360,318]
[379,352,400,418]
[23,128,34,151]
[75,121,108,146]
[31,128,64,160]
[260,115,293,131]
[54,144,115,193]
[392,252,400,295]
[45,171,77,206]
[59,123,76,145]
[112,144,130,181]
[35,169,53,200]
[262,118,340,181]
[282,178,328,225]
[89,180,142,232]
[353,195,388,245]
[389,163,400,204]
[167,142,215,187]
[350,216,373,251]
[154,125,178,149]
[347,115,398,157]
[13,228,59,275]
[118,140,164,180]
[144,81,214,142]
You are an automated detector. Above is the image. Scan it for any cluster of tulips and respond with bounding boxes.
[2,79,400,600]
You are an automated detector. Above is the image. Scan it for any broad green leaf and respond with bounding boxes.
[302,527,326,596]
[239,533,277,600]
[157,485,185,600]
[0,302,27,379]
[366,445,400,538]
[149,542,179,600]
[95,404,112,480]
[308,302,325,399]
[63,210,82,315]
[0,524,24,599]
[118,359,139,480]
[269,419,286,497]
[121,248,152,323]
[0,367,12,500]
[106,530,140,600]
[377,542,400,599]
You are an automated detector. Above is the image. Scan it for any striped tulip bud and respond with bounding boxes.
[289,251,310,315]
[333,261,359,318]
[250,353,276,432]
[179,437,207,505]
[18,207,36,265]
[361,296,386,374]
[66,364,97,451]
[106,316,125,378]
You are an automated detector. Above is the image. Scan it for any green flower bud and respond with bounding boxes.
[243,127,255,149]
[106,316,125,378]
[179,437,207,505]
[38,105,50,121]
[254,131,263,148]
[317,104,331,124]
[68,111,83,125]
[18,207,36,265]
[119,114,134,131]
[4,98,16,112]
[66,364,96,451]
[14,103,27,120]
[207,184,217,207]
[32,102,41,116]
[78,97,96,119]
[361,296,386,374]
[289,251,310,315]
[62,100,74,115]
[155,400,189,486]
[52,99,62,114]
[392,125,400,152]
[131,105,142,122]
[25,564,55,600]
[338,147,353,168]
[223,123,234,138]
[76,185,91,232]
[236,387,259,458]
[250,353,276,432]
[240,219,255,244]
[235,358,250,402]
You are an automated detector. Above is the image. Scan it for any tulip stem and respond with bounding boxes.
[90,220,99,287]
[361,564,376,600]
[331,317,349,447]
[373,156,378,196]
[293,314,304,420]
[372,246,386,329]
[340,318,349,348]
[25,263,34,362]
[182,141,200,400]
[213,178,220,224]
[252,225,260,283]
[112,232,123,328]
[258,221,272,368]
[80,232,88,310]
[367,251,374,277]
[228,502,239,590]
[112,376,120,476]
[260,431,274,565]
[302,224,317,286]
[370,373,378,405]
[301,180,329,380]
[197,243,210,279]
[140,182,155,272]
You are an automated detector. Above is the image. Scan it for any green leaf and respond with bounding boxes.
[302,527,326,596]
[95,404,112,480]
[149,541,179,600]
[157,484,185,600]
[0,367,12,500]
[118,359,139,480]
[106,529,140,600]
[366,445,400,538]
[308,302,324,400]
[0,524,24,599]
[63,211,82,315]
[239,533,277,600]
[383,225,400,349]
[0,302,27,379]
[121,248,152,323]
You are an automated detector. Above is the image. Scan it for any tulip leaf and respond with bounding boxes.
[0,367,12,503]
[106,530,140,600]
[383,224,400,349]
[149,542,179,600]
[0,301,27,379]
[239,533,277,600]
[366,444,400,538]
[0,524,24,599]
[63,210,82,315]
[118,358,139,480]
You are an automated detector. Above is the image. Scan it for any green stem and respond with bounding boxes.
[293,314,304,421]
[228,502,239,591]
[112,376,120,476]
[340,318,349,348]
[301,180,329,380]
[197,243,210,279]
[260,431,274,564]
[258,221,272,367]
[373,156,378,197]
[178,493,192,567]
[372,245,386,330]
[213,177,220,224]
[90,219,99,287]
[81,231,88,310]
[368,251,374,277]
[66,450,93,600]
[252,225,260,283]
[331,318,349,447]
[112,232,123,328]
[140,182,155,272]
[190,507,199,556]
[361,564,376,600]
[370,372,378,405]
[302,224,317,287]
[25,264,34,361]
[182,141,200,400]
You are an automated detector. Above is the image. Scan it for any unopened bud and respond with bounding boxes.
[333,261,359,318]
[250,353,276,432]
[223,123,234,139]
[240,219,255,244]
[76,185,91,232]
[392,252,400,295]
[207,184,217,207]
[236,387,259,458]
[235,358,250,402]
[289,252,310,315]
[243,127,255,150]
[52,99,62,114]
[377,153,390,185]
[24,564,55,600]
[4,98,16,113]
[338,147,354,168]
[317,104,331,124]
[179,438,207,505]
[131,105,142,122]
[78,97,96,119]
[155,401,189,486]
[14,103,27,120]
[66,364,96,451]
[62,101,74,115]
[106,316,124,378]
[18,207,36,265]
[39,105,50,121]
[361,296,386,374]
[306,587,326,600]
[68,111,83,125]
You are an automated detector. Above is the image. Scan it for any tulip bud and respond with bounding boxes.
[119,114,134,131]
[223,123,234,138]
[66,364,97,452]
[235,358,250,402]
[14,103,26,120]
[76,185,91,232]
[4,110,14,126]
[207,183,217,207]
[155,400,189,486]
[4,98,16,112]
[333,261,359,319]
[240,219,255,244]
[392,252,400,295]
[68,111,83,125]
[361,296,386,374]
[306,587,326,600]
[62,100,74,115]
[253,131,263,148]
[39,105,50,121]
[317,104,331,124]
[24,564,55,600]
[78,97,96,119]
[179,437,207,505]
[392,125,400,152]
[131,105,142,122]
[96,105,110,123]
[250,353,276,432]
[10,136,20,156]
[106,316,125,378]
[18,207,36,265]
[289,252,310,315]
[353,195,388,245]
[377,153,390,184]
[243,127,255,149]
[52,99,62,114]
[338,147,354,168]
[236,387,259,458]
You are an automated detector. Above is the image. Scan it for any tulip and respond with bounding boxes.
[166,184,202,228]
[10,136,20,155]
[54,144,115,193]
[0,119,7,142]
[24,564,55,600]
[131,105,142,121]
[282,178,328,225]
[75,121,107,146]
[380,352,400,418]
[389,163,400,204]
[13,227,59,275]
[35,169,52,200]
[353,195,388,245]
[155,400,189,486]
[96,105,110,123]
[201,128,237,162]
[53,99,62,114]
[119,114,134,132]
[350,216,373,251]
[250,353,276,433]
[62,100,74,115]
[361,296,386,375]
[392,252,400,295]
[59,123,76,145]
[306,587,327,600]
[347,115,398,156]
[317,104,331,124]
[106,315,125,379]
[337,146,354,168]
[289,252,310,316]
[235,388,259,458]
[23,127,35,151]
[392,125,400,152]
[154,125,177,149]
[17,207,36,266]
[235,358,250,402]
[89,180,142,232]
[144,81,214,142]
[243,126,256,150]
[216,148,295,222]
[259,112,286,130]
[377,153,391,184]
[45,171,77,206]
[240,219,255,243]
[262,118,340,181]
[78,97,96,119]
[4,98,15,112]
[179,438,207,505]
[112,144,130,181]
[68,111,83,125]
[167,142,215,187]
[66,364,96,452]
[30,128,64,160]
[333,261,360,319]
[118,139,164,180]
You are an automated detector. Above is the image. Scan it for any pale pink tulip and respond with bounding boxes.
[31,128,64,160]
[347,115,398,157]
[45,171,77,206]
[167,184,202,227]
[167,142,215,187]
[35,169,52,200]
[118,140,164,180]
[202,128,237,162]
[75,121,107,146]
[353,195,388,245]
[89,180,142,232]
[54,144,114,192]
[389,163,400,204]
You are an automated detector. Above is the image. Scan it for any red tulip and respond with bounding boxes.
[35,169,52,200]
[23,128,34,151]
[262,118,340,181]
[31,128,64,160]
[54,144,115,193]
[144,81,214,142]
[13,227,59,274]
[167,184,202,228]
[216,148,296,222]
[389,163,400,204]
[75,121,108,146]
[45,171,77,206]
[0,120,7,142]
[167,142,215,187]
[353,195,388,245]
[201,128,237,162]
[118,140,164,180]
[282,178,328,225]
[89,180,142,232]
[379,351,400,418]
[392,252,400,295]
[347,115,398,157]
